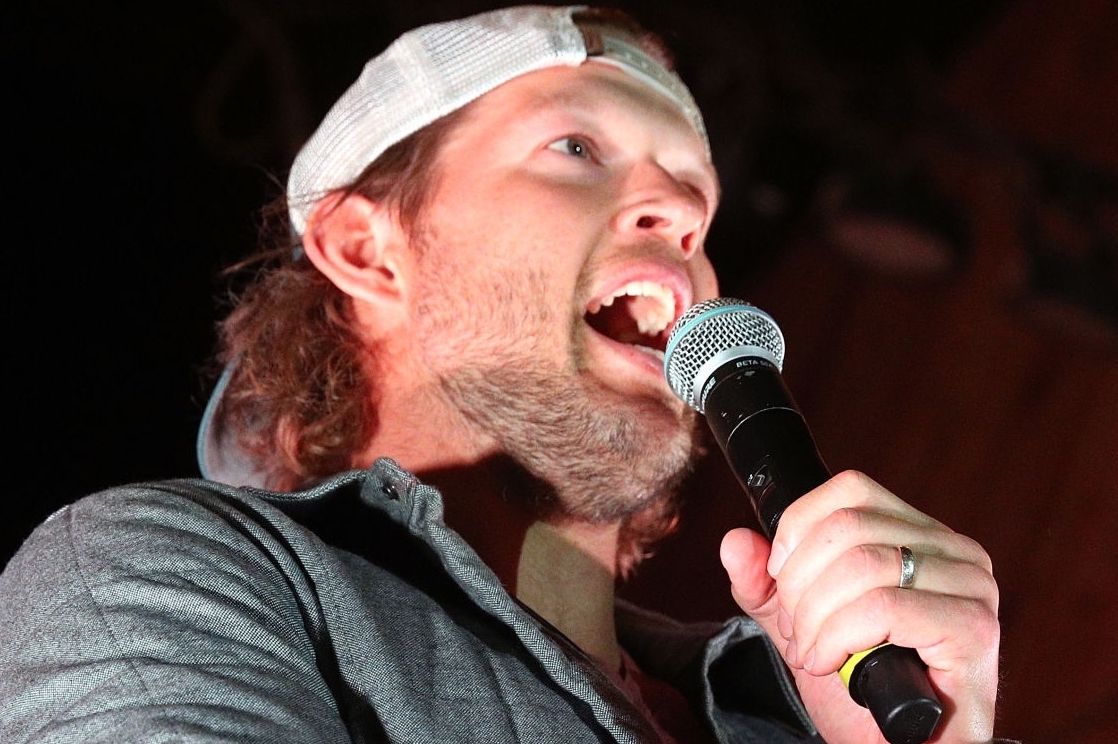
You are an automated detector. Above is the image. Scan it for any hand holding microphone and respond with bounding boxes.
[663,299,1000,744]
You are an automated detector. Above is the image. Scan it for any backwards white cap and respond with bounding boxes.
[199,5,708,485]
[286,4,707,234]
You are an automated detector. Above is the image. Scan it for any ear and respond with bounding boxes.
[301,192,412,322]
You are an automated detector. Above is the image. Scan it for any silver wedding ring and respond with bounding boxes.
[897,545,917,589]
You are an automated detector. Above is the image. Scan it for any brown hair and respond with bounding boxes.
[213,107,468,491]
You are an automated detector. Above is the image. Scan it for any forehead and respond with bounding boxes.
[450,62,712,161]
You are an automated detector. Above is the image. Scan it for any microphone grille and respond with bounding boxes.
[663,298,785,412]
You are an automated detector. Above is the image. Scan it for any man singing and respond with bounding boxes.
[0,7,1009,743]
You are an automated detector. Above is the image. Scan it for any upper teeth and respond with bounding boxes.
[592,281,676,335]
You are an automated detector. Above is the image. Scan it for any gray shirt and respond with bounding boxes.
[0,458,819,743]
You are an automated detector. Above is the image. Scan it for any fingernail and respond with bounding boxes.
[768,542,787,577]
[804,647,816,672]
[786,638,798,666]
[777,606,792,639]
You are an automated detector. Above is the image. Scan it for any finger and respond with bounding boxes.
[803,583,1000,677]
[768,470,944,577]
[719,527,778,626]
[773,505,990,614]
[806,588,1001,744]
[786,547,999,669]
[783,543,912,668]
[774,509,918,601]
[772,507,958,614]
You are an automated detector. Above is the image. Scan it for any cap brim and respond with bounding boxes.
[196,362,271,486]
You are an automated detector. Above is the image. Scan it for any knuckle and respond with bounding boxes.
[975,568,1001,613]
[957,597,1001,650]
[820,505,867,541]
[829,469,874,496]
[860,586,899,630]
[843,542,883,578]
[939,531,995,574]
[962,534,995,574]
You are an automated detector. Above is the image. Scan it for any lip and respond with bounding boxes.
[582,258,694,386]
[585,258,693,323]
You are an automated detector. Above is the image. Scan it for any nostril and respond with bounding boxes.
[636,215,658,229]
[681,233,695,256]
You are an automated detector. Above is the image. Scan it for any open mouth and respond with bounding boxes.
[585,280,677,357]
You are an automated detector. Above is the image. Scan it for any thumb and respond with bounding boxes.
[720,527,781,633]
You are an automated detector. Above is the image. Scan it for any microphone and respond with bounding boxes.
[663,298,943,744]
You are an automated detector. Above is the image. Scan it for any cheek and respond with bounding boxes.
[494,166,618,218]
[424,171,613,288]
[435,177,608,246]
[690,255,721,303]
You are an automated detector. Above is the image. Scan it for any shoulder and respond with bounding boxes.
[0,477,369,743]
[6,480,282,578]
[0,480,289,624]
[0,474,381,630]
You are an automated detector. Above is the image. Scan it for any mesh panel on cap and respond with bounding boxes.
[286,6,586,234]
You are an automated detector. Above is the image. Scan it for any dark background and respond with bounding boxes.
[6,2,1118,741]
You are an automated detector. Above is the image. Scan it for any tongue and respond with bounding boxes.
[587,298,661,348]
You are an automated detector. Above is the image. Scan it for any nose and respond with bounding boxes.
[614,163,708,259]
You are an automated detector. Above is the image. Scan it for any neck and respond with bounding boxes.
[359,376,624,672]
[415,458,623,672]
[516,519,622,670]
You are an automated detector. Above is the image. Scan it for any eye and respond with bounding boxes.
[547,136,596,161]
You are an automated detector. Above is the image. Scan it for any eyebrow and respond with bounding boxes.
[476,73,721,201]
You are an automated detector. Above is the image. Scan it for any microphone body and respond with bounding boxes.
[700,356,828,538]
[664,299,942,744]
